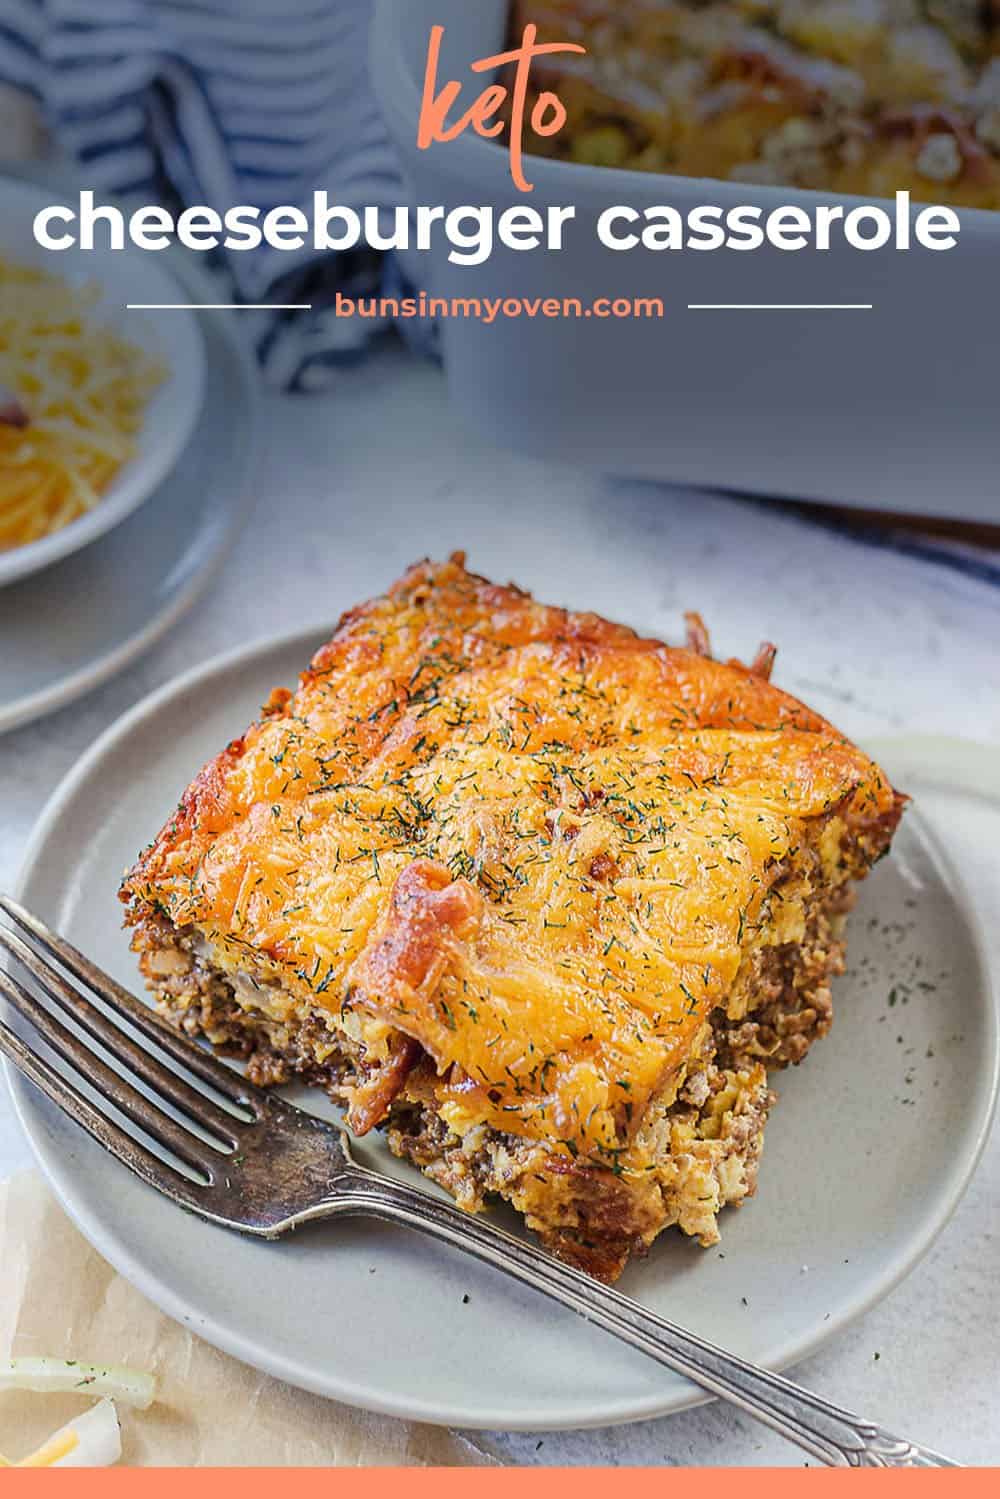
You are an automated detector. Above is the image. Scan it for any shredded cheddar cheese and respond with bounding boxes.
[16,1430,80,1468]
[0,255,164,553]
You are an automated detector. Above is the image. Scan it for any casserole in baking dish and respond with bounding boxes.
[371,0,1000,520]
[511,2,1000,208]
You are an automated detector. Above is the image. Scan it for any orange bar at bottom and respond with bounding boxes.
[2,1468,995,1491]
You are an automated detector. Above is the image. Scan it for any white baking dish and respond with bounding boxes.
[371,0,999,521]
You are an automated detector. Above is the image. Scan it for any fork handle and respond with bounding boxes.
[325,1168,958,1467]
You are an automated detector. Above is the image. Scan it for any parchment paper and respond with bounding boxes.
[0,1171,494,1466]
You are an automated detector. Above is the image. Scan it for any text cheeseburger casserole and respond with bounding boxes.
[122,556,904,1281]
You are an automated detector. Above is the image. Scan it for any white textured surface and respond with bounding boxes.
[1,348,998,1465]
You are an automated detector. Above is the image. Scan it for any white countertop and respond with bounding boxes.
[1,348,998,1465]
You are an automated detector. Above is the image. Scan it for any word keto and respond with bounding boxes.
[417,22,584,194]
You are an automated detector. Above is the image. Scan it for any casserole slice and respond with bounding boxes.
[121,555,904,1281]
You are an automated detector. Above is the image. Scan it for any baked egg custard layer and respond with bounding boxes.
[122,555,904,1280]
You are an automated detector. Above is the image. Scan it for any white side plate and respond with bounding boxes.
[0,253,258,735]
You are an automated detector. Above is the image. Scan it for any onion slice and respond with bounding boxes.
[0,1357,155,1409]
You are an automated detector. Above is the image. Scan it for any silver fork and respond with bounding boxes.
[0,893,957,1467]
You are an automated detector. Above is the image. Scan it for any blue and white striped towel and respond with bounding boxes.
[0,0,430,388]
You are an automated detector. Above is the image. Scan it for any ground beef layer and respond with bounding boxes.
[132,882,851,1281]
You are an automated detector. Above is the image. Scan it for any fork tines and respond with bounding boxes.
[0,893,262,1200]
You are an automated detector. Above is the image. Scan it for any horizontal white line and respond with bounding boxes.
[688,303,873,310]
[126,303,313,310]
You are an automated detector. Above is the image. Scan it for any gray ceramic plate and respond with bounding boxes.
[6,643,999,1430]
[0,255,258,735]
